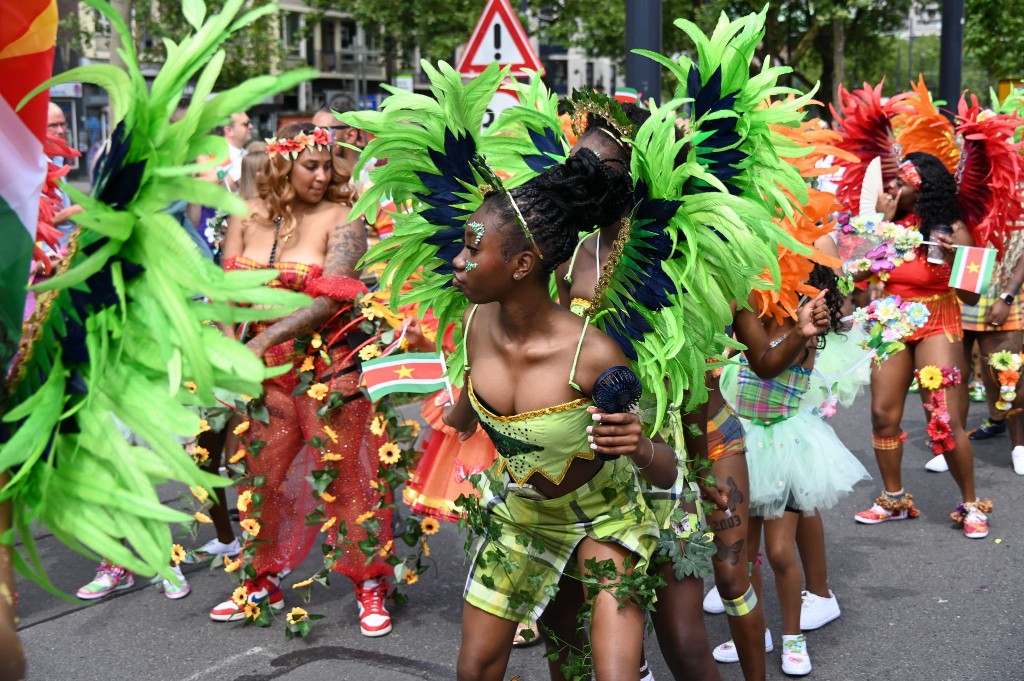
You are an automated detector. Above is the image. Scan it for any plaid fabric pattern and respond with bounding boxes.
[734,363,810,425]
[463,457,660,623]
[707,404,745,461]
[962,287,1024,331]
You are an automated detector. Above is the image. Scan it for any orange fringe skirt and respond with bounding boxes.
[403,388,497,522]
[904,291,963,344]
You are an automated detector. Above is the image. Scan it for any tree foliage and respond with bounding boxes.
[965,0,1024,79]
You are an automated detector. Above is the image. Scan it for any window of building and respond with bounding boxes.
[282,12,301,55]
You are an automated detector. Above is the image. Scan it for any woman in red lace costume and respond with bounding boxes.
[853,152,992,539]
[209,123,395,636]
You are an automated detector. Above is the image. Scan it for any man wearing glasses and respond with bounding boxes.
[219,112,253,185]
[312,104,367,181]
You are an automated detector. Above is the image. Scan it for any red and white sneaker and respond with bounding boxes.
[355,579,392,637]
[854,504,918,524]
[962,507,989,539]
[209,574,283,622]
[76,561,134,600]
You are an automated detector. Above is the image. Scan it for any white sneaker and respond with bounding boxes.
[712,629,773,663]
[1012,446,1024,475]
[639,660,655,681]
[925,455,949,472]
[184,537,241,564]
[703,585,725,614]
[800,590,840,630]
[781,634,812,676]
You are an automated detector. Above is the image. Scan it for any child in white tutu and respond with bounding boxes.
[720,263,871,676]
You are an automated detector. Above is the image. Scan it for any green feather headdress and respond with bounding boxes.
[344,61,545,383]
[4,0,314,592]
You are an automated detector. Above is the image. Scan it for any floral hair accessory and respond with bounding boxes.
[898,159,922,190]
[988,350,1023,412]
[265,127,333,159]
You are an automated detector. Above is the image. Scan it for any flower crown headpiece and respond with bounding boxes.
[470,154,543,260]
[265,127,333,159]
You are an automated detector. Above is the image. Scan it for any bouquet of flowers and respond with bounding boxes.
[852,295,931,364]
[837,212,924,280]
[988,350,1023,412]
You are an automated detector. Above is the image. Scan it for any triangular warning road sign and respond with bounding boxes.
[456,0,544,78]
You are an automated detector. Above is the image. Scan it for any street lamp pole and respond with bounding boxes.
[938,0,964,114]
[625,0,661,103]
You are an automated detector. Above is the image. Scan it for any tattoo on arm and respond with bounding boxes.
[249,221,367,353]
[323,220,368,278]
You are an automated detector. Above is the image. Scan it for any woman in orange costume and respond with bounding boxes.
[211,123,395,637]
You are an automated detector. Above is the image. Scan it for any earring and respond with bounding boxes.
[513,273,520,280]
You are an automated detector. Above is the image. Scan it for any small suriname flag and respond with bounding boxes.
[360,352,450,402]
[949,245,997,294]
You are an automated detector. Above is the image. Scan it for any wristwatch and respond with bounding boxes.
[999,292,1015,305]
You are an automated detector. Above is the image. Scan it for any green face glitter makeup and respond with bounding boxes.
[464,261,478,272]
[468,221,486,246]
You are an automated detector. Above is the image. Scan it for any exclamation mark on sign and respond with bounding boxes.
[493,23,502,61]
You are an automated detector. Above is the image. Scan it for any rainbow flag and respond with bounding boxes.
[0,0,57,371]
[360,351,451,402]
[949,245,997,294]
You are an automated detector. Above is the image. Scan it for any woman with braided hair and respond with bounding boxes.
[445,148,676,681]
[854,151,992,538]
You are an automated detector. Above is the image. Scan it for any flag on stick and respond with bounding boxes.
[360,352,451,402]
[949,246,997,293]
[0,0,57,372]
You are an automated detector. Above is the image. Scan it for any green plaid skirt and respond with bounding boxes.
[464,457,660,623]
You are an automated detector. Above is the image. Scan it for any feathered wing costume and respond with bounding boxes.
[834,78,1024,252]
[342,61,529,381]
[830,81,908,212]
[950,95,1024,250]
[3,0,313,590]
[587,7,822,418]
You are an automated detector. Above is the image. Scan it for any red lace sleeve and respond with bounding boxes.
[306,273,368,302]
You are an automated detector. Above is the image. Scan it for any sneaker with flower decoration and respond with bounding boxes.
[854,504,911,524]
[355,578,392,637]
[209,574,283,621]
[780,634,811,676]
[962,506,989,539]
[76,561,134,600]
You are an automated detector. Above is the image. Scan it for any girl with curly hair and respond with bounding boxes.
[211,123,396,637]
[853,151,992,538]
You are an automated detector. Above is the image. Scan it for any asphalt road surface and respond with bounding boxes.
[14,391,1024,681]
